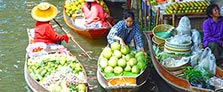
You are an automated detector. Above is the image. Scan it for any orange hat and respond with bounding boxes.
[31,2,58,22]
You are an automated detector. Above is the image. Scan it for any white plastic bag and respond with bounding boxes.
[176,16,191,36]
[197,47,216,75]
[191,29,201,46]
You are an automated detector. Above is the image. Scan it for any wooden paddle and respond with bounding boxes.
[53,19,93,59]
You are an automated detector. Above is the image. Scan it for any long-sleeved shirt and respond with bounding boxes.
[107,20,144,48]
[81,2,108,27]
[203,16,223,47]
[34,21,67,44]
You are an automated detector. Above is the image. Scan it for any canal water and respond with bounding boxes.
[0,0,174,92]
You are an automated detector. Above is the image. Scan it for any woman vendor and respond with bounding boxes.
[31,2,69,44]
[202,4,223,67]
[107,11,145,53]
[81,0,109,28]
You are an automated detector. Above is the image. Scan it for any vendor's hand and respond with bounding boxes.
[119,39,126,47]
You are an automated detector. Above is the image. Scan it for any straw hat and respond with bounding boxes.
[31,2,58,22]
[85,0,96,2]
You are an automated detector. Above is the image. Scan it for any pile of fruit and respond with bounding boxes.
[165,1,209,14]
[27,53,87,92]
[98,42,148,79]
[64,0,109,17]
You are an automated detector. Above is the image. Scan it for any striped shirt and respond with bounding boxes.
[107,20,144,47]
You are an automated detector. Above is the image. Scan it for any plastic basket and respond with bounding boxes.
[152,24,174,44]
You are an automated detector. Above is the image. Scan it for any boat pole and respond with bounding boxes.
[53,19,93,59]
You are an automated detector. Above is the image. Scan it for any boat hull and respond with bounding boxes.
[143,31,223,92]
[63,1,111,39]
[97,58,151,92]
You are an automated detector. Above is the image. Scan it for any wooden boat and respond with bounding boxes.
[96,46,151,91]
[24,29,88,92]
[143,31,223,92]
[63,0,112,39]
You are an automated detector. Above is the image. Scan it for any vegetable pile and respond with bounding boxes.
[98,42,148,79]
[27,53,87,92]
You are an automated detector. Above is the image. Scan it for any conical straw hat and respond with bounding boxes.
[31,2,58,22]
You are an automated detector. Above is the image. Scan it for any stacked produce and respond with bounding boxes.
[98,42,148,79]
[27,53,87,92]
[165,1,209,14]
[64,0,109,17]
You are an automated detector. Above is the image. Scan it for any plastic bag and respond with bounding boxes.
[191,29,201,46]
[197,47,216,75]
[169,34,191,44]
[176,16,191,36]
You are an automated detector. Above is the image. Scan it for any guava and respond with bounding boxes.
[117,58,127,67]
[121,45,130,55]
[102,47,112,59]
[108,56,118,67]
[124,64,131,72]
[113,50,122,58]
[104,66,114,73]
[131,65,140,74]
[135,51,145,58]
[111,42,121,50]
[136,55,146,63]
[99,57,108,68]
[137,61,146,69]
[125,54,133,62]
[128,58,138,66]
[114,66,123,74]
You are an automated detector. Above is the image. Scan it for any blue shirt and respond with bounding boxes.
[107,20,144,48]
[203,16,223,47]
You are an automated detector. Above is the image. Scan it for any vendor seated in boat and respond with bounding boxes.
[107,11,145,53]
[31,2,69,44]
[81,0,109,28]
[202,4,223,68]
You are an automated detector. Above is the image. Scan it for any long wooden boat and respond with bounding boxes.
[96,45,151,91]
[24,29,88,92]
[63,0,112,39]
[143,31,223,92]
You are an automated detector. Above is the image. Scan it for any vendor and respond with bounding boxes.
[81,0,109,27]
[202,4,223,67]
[107,11,145,52]
[31,2,69,44]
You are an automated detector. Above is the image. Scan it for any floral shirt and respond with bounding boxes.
[107,20,144,48]
[203,16,223,47]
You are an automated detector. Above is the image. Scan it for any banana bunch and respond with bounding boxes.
[64,0,109,17]
[165,1,209,14]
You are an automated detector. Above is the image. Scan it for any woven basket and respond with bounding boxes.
[152,24,174,44]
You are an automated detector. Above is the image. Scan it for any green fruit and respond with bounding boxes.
[135,51,145,58]
[102,47,112,59]
[137,61,146,69]
[114,66,123,74]
[120,45,130,55]
[113,50,122,58]
[128,58,137,66]
[132,65,140,74]
[136,55,146,63]
[125,54,133,61]
[77,83,86,91]
[104,66,113,73]
[108,56,118,67]
[75,63,82,71]
[111,42,121,50]
[99,57,108,68]
[117,58,127,67]
[124,64,131,72]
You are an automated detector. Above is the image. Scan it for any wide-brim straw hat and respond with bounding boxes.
[31,2,58,22]
[85,0,96,2]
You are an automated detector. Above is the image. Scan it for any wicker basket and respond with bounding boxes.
[152,24,175,44]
